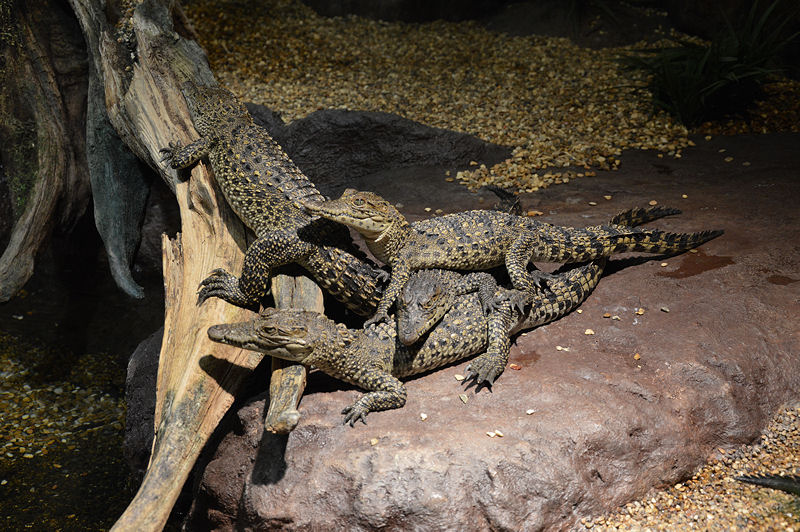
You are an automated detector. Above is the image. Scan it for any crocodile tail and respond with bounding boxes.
[524,259,606,328]
[610,228,724,255]
[302,246,385,316]
[736,474,800,496]
[610,206,681,227]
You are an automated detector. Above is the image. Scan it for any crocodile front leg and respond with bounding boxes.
[341,372,407,426]
[160,137,212,169]
[198,229,313,309]
[464,302,515,385]
[365,258,411,327]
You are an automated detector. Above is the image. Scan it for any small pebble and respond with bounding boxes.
[526,409,536,415]
[509,363,521,370]
[636,308,645,315]
[660,262,668,267]
[459,394,469,404]
[527,210,544,217]
[633,353,641,360]
[370,438,379,446]
[661,307,670,313]
[612,315,621,320]
[494,430,504,437]
[576,309,583,314]
[603,195,612,200]
[486,431,496,438]
[648,200,658,206]
[681,194,688,199]
[420,413,428,421]
[588,201,598,206]
[585,328,595,335]
[454,374,465,381]
[424,207,431,212]
[724,156,734,162]
[603,313,611,318]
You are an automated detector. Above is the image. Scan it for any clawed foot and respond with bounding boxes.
[529,270,557,294]
[342,402,369,426]
[374,268,390,283]
[197,268,257,309]
[464,353,505,386]
[364,311,390,328]
[159,141,183,167]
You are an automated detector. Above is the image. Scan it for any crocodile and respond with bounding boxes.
[160,82,387,315]
[208,257,607,425]
[302,188,724,326]
[736,474,800,496]
[396,206,711,383]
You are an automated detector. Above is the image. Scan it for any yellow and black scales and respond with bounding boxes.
[163,83,723,424]
[209,207,721,424]
[303,189,723,327]
[160,82,387,315]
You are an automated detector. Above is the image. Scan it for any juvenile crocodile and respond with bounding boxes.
[160,83,386,315]
[208,259,606,425]
[302,189,723,326]
[397,206,705,383]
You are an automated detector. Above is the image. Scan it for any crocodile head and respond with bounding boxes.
[208,308,344,363]
[301,188,406,241]
[396,269,460,345]
[180,81,252,137]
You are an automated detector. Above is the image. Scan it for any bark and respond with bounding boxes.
[55,0,313,529]
[0,0,90,301]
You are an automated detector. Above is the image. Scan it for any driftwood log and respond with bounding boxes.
[2,0,311,530]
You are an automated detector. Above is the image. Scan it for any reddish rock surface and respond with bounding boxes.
[185,133,799,530]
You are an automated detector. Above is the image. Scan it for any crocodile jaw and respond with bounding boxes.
[208,322,310,362]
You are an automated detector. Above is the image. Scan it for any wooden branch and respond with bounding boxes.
[60,0,314,529]
[0,1,89,301]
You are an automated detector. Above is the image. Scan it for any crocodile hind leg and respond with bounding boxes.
[198,229,312,309]
[505,233,558,295]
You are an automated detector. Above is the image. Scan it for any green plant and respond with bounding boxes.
[622,0,799,126]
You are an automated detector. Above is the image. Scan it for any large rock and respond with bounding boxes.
[181,133,800,530]
[247,104,512,198]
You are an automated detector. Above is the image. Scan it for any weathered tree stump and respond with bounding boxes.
[2,0,315,530]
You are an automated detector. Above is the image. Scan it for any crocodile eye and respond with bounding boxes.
[257,324,277,336]
[353,198,365,207]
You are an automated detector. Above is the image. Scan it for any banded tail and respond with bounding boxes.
[522,206,680,328]
[302,245,385,316]
[607,227,724,256]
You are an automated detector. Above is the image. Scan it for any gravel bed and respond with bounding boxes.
[587,402,800,530]
[183,0,693,192]
[180,0,800,528]
[182,0,798,194]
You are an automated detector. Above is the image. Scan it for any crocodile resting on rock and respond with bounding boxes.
[160,82,386,315]
[396,206,706,382]
[302,189,723,326]
[208,260,602,425]
[210,207,719,424]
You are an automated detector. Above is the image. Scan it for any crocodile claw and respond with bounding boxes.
[374,269,390,283]
[364,311,390,328]
[465,353,504,386]
[529,270,557,294]
[342,404,369,426]
[159,141,182,164]
[197,268,257,308]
